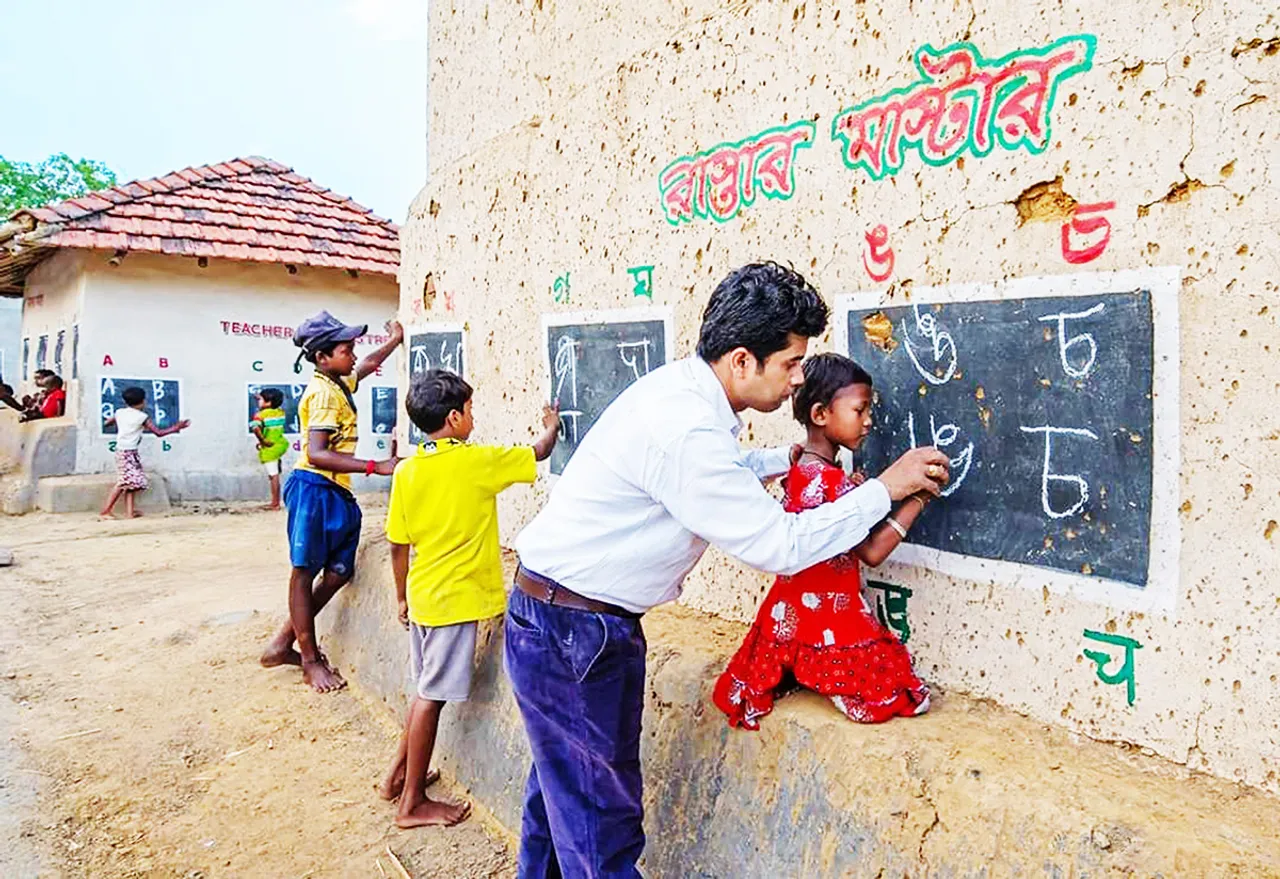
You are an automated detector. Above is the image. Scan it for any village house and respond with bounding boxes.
[0,156,400,511]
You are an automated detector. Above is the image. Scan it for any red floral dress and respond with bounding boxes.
[712,460,930,729]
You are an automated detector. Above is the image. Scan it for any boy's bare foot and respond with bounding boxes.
[259,644,302,667]
[302,659,346,693]
[395,798,471,828]
[130,511,144,518]
[259,632,303,668]
[380,766,440,801]
[99,511,116,519]
[260,504,281,511]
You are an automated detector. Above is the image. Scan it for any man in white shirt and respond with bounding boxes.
[506,262,949,878]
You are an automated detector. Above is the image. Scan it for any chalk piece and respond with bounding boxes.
[0,548,13,566]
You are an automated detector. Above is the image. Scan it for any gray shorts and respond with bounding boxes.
[409,621,476,702]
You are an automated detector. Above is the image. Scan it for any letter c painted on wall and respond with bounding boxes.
[252,360,264,372]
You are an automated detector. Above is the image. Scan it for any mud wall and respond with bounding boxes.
[400,1,1280,792]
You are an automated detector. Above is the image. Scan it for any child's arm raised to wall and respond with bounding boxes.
[355,320,405,381]
[531,403,561,462]
[853,492,930,568]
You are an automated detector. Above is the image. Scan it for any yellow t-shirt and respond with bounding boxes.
[295,372,360,490]
[386,438,538,627]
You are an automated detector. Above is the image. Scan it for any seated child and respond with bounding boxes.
[250,388,289,510]
[100,386,192,519]
[713,353,932,728]
[381,368,559,828]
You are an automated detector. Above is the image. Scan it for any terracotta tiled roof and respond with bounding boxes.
[0,156,399,294]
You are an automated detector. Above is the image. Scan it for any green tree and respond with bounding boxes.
[0,153,117,218]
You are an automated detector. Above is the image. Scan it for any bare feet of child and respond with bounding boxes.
[259,630,302,667]
[130,511,144,518]
[301,657,346,693]
[260,504,281,511]
[380,762,440,801]
[396,797,471,828]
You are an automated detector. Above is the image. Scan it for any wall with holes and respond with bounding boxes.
[400,0,1280,793]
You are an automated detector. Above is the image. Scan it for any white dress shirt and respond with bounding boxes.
[515,357,893,613]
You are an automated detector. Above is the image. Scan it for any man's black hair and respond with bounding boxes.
[46,375,63,389]
[695,261,829,365]
[33,369,54,380]
[406,369,472,434]
[122,386,146,406]
[259,387,285,408]
[791,352,873,426]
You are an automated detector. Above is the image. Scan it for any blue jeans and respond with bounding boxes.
[282,470,362,579]
[504,586,647,879]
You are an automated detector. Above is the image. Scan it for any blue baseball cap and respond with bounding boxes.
[293,310,367,357]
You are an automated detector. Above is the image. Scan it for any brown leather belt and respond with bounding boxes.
[514,566,643,619]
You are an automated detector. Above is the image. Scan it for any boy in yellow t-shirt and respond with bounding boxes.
[381,368,559,829]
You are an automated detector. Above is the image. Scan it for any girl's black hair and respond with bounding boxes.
[122,386,146,406]
[258,387,285,408]
[791,352,873,426]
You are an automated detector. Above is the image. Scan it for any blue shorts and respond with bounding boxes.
[283,470,362,579]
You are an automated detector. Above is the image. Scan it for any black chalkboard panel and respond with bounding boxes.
[246,382,307,435]
[546,318,668,475]
[100,377,183,433]
[370,386,397,435]
[844,290,1154,586]
[407,329,465,444]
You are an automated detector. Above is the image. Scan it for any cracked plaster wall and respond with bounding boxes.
[401,1,1280,794]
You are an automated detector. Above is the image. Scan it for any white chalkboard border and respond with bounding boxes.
[833,266,1182,617]
[97,375,186,437]
[540,306,676,478]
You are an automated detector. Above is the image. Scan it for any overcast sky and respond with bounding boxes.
[0,0,428,223]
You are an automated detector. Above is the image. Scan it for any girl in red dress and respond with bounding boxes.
[713,353,933,729]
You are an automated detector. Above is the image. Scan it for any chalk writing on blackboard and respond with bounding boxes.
[543,310,673,475]
[246,383,307,435]
[407,325,465,445]
[100,377,183,433]
[836,269,1181,613]
[370,386,397,435]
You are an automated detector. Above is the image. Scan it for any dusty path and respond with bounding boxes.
[0,508,514,878]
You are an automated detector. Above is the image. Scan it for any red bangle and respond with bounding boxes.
[365,459,376,476]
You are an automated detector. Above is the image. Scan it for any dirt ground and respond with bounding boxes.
[0,507,516,879]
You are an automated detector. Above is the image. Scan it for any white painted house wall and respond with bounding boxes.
[19,251,399,501]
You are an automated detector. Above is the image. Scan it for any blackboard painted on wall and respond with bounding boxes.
[370,386,397,435]
[837,269,1180,612]
[245,382,307,435]
[100,377,184,433]
[406,325,465,445]
[544,309,673,475]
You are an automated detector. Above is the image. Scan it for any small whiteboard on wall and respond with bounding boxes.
[405,323,467,445]
[542,307,675,475]
[834,267,1181,615]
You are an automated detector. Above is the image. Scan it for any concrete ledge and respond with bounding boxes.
[324,532,1280,876]
[36,473,171,514]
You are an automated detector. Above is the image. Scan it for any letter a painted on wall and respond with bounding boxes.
[103,354,114,366]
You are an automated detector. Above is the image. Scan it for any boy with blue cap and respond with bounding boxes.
[260,310,404,693]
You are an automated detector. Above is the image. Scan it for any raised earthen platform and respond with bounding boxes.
[323,527,1280,877]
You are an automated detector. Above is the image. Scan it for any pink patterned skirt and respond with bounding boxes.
[115,450,149,491]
